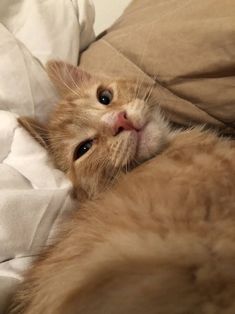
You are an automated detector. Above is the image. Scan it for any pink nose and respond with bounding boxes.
[113,112,135,136]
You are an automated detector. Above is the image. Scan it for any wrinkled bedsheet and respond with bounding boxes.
[0,1,95,312]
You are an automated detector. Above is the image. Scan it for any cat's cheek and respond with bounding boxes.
[114,132,137,167]
[125,137,139,165]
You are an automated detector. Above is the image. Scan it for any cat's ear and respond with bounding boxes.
[46,60,91,97]
[18,117,49,149]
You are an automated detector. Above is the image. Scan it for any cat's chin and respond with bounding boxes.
[120,126,162,170]
[134,121,169,163]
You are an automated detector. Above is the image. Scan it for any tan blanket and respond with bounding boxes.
[80,0,235,135]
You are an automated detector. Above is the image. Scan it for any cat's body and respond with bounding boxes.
[9,128,235,314]
[8,61,235,313]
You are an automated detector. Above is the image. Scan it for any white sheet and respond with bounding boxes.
[0,1,95,312]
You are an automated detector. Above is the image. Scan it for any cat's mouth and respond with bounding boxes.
[120,123,148,168]
[115,118,155,170]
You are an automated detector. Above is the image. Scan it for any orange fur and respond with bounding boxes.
[8,129,235,314]
[9,61,235,313]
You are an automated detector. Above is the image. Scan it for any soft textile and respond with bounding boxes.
[0,1,95,312]
[80,0,235,135]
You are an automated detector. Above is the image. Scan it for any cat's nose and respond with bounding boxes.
[113,112,135,136]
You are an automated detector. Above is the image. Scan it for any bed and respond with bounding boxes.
[1,0,235,312]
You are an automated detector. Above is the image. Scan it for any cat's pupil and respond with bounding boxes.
[97,89,113,105]
[73,140,93,161]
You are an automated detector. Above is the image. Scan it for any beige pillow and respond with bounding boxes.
[80,0,235,135]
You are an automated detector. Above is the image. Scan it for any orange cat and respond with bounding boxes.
[8,61,235,314]
[19,61,170,201]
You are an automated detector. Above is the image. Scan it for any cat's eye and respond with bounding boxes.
[73,139,93,160]
[97,89,113,105]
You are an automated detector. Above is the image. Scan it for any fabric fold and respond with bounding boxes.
[0,1,95,312]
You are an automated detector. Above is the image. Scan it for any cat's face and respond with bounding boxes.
[20,61,169,201]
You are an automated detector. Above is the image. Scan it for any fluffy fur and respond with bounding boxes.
[8,129,235,314]
[9,61,235,314]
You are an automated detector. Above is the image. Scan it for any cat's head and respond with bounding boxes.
[20,61,170,201]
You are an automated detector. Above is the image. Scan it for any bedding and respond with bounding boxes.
[0,1,95,312]
[80,0,235,135]
[2,0,235,312]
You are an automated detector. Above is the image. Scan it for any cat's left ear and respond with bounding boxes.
[46,60,91,97]
[18,117,49,149]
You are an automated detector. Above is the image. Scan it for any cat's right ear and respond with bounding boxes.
[46,60,91,97]
[18,117,49,149]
